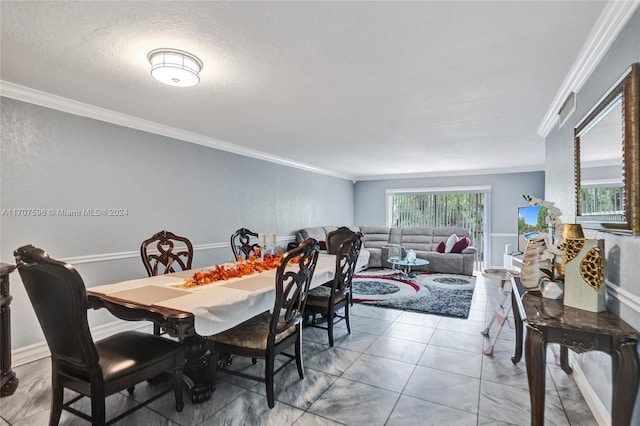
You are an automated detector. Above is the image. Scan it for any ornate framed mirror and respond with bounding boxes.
[574,63,639,235]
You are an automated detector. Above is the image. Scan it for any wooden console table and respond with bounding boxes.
[1,263,18,397]
[511,276,639,426]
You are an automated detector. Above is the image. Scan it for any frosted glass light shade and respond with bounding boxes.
[147,48,203,87]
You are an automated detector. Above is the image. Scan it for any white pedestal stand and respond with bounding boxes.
[480,269,517,355]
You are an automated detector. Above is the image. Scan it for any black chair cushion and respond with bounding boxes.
[91,331,183,383]
[211,312,296,350]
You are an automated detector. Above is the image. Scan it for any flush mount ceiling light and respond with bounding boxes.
[147,48,203,87]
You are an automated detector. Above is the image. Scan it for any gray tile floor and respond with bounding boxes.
[0,271,597,425]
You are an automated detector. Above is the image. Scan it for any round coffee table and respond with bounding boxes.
[388,258,429,279]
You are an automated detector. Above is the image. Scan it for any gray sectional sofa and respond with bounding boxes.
[295,226,476,276]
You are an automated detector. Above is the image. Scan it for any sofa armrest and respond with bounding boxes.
[356,249,370,273]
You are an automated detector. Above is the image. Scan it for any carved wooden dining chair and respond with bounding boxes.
[326,226,358,254]
[14,244,185,426]
[140,230,194,277]
[141,230,194,335]
[304,231,362,346]
[209,238,320,408]
[325,226,361,306]
[230,227,260,260]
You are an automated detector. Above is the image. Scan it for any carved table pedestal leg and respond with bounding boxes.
[182,336,213,403]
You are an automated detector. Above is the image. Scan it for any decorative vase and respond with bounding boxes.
[541,280,564,299]
[563,238,606,312]
[387,244,402,261]
[520,236,552,291]
[406,249,416,263]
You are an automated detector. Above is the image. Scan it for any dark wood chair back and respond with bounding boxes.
[209,238,320,408]
[14,244,185,425]
[230,227,260,260]
[331,231,363,297]
[15,245,99,369]
[303,231,362,346]
[140,230,193,276]
[271,238,320,335]
[326,226,357,254]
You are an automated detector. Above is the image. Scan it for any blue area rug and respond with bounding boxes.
[352,270,476,318]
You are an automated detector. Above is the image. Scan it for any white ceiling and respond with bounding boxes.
[1,1,609,180]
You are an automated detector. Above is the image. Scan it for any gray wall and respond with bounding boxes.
[0,97,355,348]
[354,171,545,267]
[545,7,640,421]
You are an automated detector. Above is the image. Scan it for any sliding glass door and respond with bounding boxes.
[386,186,489,269]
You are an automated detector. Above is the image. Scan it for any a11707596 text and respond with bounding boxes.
[1,208,129,217]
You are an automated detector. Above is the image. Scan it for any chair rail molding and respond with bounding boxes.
[50,237,296,265]
[61,243,224,265]
[607,282,640,318]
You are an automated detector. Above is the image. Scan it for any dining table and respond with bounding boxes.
[86,253,336,403]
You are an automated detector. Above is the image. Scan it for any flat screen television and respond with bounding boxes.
[517,205,549,253]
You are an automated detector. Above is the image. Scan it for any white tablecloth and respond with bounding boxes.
[89,254,335,336]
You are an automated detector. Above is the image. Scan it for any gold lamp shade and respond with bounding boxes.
[562,224,584,240]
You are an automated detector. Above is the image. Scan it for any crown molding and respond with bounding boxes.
[1,81,546,183]
[0,81,354,181]
[537,1,639,138]
[385,185,492,195]
[354,164,544,182]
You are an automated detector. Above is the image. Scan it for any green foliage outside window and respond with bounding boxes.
[579,186,624,215]
[392,193,484,229]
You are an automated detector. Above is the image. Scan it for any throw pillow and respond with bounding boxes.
[451,237,470,253]
[436,241,446,253]
[444,234,458,253]
[319,241,327,251]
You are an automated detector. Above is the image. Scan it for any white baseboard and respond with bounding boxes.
[569,352,611,426]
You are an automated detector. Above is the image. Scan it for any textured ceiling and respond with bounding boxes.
[0,1,607,180]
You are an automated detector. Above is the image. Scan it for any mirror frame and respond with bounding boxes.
[574,62,639,236]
